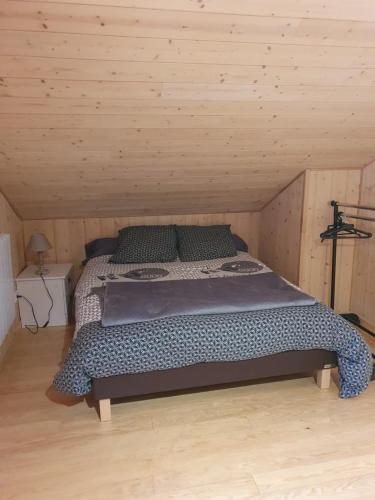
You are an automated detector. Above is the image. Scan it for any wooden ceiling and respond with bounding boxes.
[1,0,375,219]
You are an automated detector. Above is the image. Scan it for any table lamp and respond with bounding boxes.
[26,233,52,275]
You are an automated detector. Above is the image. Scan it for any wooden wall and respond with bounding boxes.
[1,1,375,219]
[258,169,361,311]
[12,165,374,324]
[22,166,362,316]
[23,212,260,280]
[22,169,362,309]
[351,162,375,328]
[0,191,25,278]
[259,173,305,284]
[299,169,361,312]
[0,191,24,353]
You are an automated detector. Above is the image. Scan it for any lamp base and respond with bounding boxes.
[35,252,49,276]
[35,267,50,276]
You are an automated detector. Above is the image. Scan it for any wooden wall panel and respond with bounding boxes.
[1,1,375,219]
[259,173,304,284]
[351,162,375,329]
[299,169,361,312]
[23,212,260,280]
[0,191,25,278]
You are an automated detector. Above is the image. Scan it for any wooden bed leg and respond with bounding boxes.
[316,368,331,390]
[98,399,111,422]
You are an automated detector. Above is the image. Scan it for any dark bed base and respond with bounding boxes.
[92,349,337,421]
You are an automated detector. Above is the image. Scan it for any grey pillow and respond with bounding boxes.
[232,234,248,253]
[84,237,118,262]
[109,225,177,264]
[177,225,237,261]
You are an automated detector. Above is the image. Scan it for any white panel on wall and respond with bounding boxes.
[0,234,16,346]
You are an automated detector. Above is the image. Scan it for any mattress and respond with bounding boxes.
[54,253,372,398]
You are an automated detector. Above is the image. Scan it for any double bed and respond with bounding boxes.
[54,237,372,422]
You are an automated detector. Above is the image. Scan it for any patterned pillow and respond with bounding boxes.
[109,225,177,264]
[176,225,237,261]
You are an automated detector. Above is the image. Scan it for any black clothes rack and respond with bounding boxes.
[320,200,375,380]
[321,201,373,312]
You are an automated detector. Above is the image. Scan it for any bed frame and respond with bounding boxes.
[92,349,337,421]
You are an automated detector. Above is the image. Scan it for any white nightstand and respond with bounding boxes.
[16,263,73,327]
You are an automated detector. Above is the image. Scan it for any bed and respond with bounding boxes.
[54,242,372,422]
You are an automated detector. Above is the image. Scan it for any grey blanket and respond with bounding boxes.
[102,272,316,326]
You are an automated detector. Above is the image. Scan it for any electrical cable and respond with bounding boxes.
[17,273,54,334]
[40,273,54,328]
[16,294,39,335]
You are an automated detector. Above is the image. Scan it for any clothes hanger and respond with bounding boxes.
[320,212,372,241]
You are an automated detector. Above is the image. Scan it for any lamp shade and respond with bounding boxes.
[27,233,52,253]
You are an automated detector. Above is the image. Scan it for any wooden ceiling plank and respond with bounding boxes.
[2,2,375,48]
[3,56,375,87]
[3,79,375,103]
[13,0,375,24]
[2,31,375,69]
[3,99,375,120]
[1,1,375,219]
[1,112,375,131]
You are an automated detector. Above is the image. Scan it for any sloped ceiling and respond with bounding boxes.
[1,1,375,220]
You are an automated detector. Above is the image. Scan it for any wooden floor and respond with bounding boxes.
[1,326,375,500]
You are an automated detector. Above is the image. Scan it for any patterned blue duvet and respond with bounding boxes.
[54,303,372,398]
[53,254,372,398]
